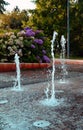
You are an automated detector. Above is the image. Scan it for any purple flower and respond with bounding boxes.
[36,56,42,63]
[36,55,40,59]
[25,29,35,37]
[24,27,31,31]
[31,44,35,49]
[35,30,43,34]
[43,55,50,63]
[34,39,43,45]
[42,49,46,54]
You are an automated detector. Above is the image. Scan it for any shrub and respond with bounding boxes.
[0,27,51,63]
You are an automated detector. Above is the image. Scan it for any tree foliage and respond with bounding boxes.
[28,0,83,57]
[28,0,67,37]
[1,7,29,29]
[70,0,83,56]
[0,0,9,13]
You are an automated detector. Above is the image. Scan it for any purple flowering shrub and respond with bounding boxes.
[0,27,51,63]
[20,27,51,63]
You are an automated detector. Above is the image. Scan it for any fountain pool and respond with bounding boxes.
[0,60,83,130]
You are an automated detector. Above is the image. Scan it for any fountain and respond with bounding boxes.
[59,35,68,83]
[40,31,64,106]
[0,34,83,130]
[12,53,22,91]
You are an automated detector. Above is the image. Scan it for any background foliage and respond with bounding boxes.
[0,0,83,61]
[28,0,83,57]
[0,27,51,63]
[0,0,9,13]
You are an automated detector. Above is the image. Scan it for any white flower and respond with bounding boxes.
[19,37,23,41]
[10,35,16,39]
[18,49,23,56]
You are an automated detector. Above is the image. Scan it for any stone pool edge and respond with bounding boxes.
[0,59,83,72]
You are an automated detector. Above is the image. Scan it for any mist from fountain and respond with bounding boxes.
[59,35,68,83]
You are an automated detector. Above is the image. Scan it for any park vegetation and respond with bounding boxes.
[0,0,83,62]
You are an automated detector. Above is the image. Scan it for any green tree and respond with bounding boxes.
[0,0,9,13]
[9,7,29,29]
[70,0,83,57]
[29,0,83,57]
[1,8,29,29]
[28,0,67,37]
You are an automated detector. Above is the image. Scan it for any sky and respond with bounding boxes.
[5,0,36,12]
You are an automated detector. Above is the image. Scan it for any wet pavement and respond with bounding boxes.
[0,66,83,130]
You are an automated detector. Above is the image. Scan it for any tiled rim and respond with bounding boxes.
[0,63,50,72]
[55,59,83,65]
[0,59,83,72]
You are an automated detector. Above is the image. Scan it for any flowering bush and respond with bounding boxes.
[0,27,51,63]
[0,32,23,62]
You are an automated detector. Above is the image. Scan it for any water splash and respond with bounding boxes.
[12,53,22,91]
[44,86,49,100]
[60,35,68,83]
[40,31,64,106]
[0,99,8,104]
[50,31,58,100]
[44,31,58,101]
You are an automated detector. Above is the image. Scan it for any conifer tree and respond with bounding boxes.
[0,0,9,13]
